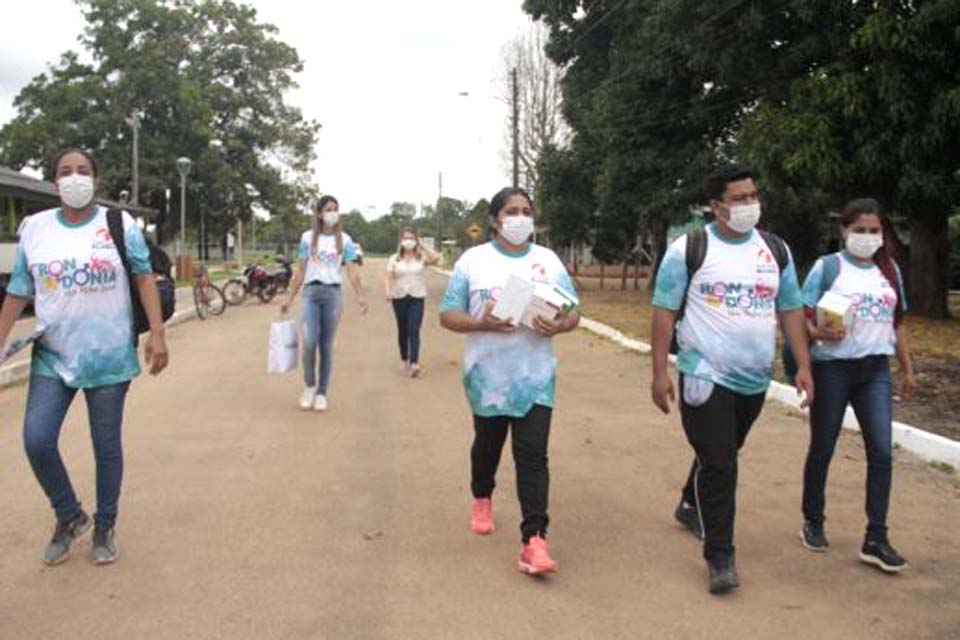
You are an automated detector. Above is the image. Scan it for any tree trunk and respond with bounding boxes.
[908,213,950,318]
[634,260,640,290]
[600,263,605,290]
[621,260,629,291]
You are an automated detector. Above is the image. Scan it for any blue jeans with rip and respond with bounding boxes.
[23,374,130,529]
[301,283,342,394]
[803,355,894,541]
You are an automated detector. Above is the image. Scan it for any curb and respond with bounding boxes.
[432,267,960,469]
[0,306,199,390]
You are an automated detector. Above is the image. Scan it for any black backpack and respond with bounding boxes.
[669,226,790,354]
[107,209,176,344]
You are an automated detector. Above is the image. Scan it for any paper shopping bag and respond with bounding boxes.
[267,321,298,374]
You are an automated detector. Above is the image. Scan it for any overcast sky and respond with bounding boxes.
[0,0,535,218]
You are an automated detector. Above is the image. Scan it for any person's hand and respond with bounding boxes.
[358,294,369,315]
[811,323,846,343]
[144,330,169,375]
[385,290,393,303]
[532,313,567,337]
[478,300,516,333]
[899,369,917,401]
[651,373,676,415]
[280,301,290,316]
[795,366,815,408]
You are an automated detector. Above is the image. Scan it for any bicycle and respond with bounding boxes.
[192,265,226,319]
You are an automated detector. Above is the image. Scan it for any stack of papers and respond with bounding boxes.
[492,274,578,330]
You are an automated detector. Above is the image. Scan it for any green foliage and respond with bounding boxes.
[526,0,960,316]
[0,0,319,246]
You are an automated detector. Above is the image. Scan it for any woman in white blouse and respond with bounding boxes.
[384,227,441,377]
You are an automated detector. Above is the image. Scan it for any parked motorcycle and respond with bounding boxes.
[266,255,293,295]
[223,263,274,305]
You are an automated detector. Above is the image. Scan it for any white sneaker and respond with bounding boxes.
[299,387,317,410]
[313,394,328,412]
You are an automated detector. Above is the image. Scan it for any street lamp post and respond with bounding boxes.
[176,157,192,260]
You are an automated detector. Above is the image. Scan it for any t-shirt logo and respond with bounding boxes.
[92,227,115,250]
[530,263,550,284]
[756,248,777,274]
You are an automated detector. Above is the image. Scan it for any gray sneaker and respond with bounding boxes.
[43,510,92,565]
[89,527,119,565]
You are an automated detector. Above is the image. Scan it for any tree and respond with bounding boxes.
[0,0,319,253]
[736,1,960,316]
[535,143,595,268]
[501,22,568,193]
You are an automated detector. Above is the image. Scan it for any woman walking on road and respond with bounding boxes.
[282,195,367,412]
[439,187,580,576]
[384,227,441,377]
[0,148,169,566]
[799,198,915,573]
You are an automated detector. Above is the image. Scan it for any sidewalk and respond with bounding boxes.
[0,260,957,640]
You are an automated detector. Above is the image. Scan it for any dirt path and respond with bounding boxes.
[1,259,958,640]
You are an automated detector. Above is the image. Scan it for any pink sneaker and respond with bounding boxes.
[518,535,558,575]
[471,498,494,534]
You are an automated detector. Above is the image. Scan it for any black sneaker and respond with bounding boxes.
[707,555,740,594]
[674,500,703,540]
[800,521,829,552]
[860,539,907,573]
[43,510,92,565]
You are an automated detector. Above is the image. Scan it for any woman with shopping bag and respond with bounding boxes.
[281,195,367,411]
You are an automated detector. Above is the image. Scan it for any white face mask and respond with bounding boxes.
[726,202,762,234]
[322,210,340,227]
[499,215,534,246]
[846,232,883,259]
[400,239,417,251]
[58,174,95,210]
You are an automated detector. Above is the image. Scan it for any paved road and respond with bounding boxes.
[1,259,958,640]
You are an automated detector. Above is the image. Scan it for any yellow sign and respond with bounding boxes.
[466,223,483,239]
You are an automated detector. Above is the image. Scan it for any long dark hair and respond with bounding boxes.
[311,194,343,256]
[839,198,904,327]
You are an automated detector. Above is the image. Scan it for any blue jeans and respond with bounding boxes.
[392,296,425,364]
[803,355,893,541]
[23,374,130,529]
[301,283,342,394]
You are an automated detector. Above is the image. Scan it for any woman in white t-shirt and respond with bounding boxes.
[799,198,915,573]
[0,148,169,566]
[384,227,441,377]
[439,187,580,577]
[282,195,367,412]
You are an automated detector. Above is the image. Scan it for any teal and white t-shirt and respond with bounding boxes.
[653,223,803,395]
[802,252,906,361]
[7,206,152,388]
[297,230,358,285]
[439,240,578,418]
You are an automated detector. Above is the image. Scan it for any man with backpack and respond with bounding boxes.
[649,165,814,594]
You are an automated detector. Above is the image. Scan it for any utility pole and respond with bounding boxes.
[126,109,141,204]
[512,67,519,188]
[436,171,443,251]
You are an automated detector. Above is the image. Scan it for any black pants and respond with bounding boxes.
[679,377,765,562]
[471,405,552,542]
[391,296,425,364]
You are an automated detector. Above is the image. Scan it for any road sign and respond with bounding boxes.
[466,223,483,240]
